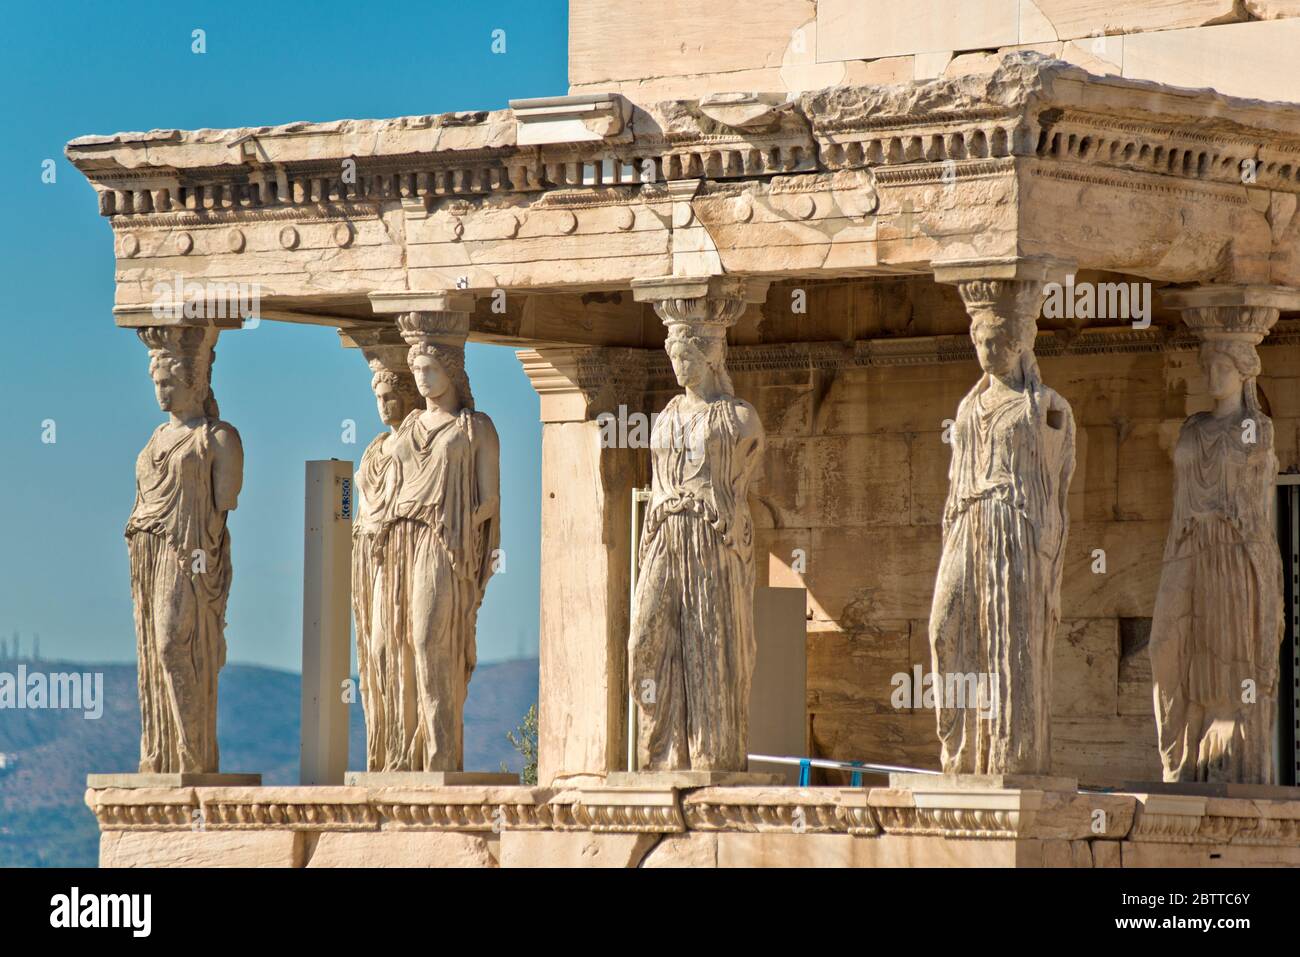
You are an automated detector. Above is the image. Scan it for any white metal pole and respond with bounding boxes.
[300,459,354,786]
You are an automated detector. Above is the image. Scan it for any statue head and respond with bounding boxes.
[970,310,1035,380]
[138,326,219,419]
[955,277,1044,387]
[665,322,733,396]
[397,311,474,411]
[368,359,420,427]
[1200,337,1261,406]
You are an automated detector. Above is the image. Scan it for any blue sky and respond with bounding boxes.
[0,0,568,670]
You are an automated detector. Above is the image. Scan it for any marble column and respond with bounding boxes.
[929,258,1077,777]
[1151,285,1300,785]
[518,345,652,786]
[126,322,243,776]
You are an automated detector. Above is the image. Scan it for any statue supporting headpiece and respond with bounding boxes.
[126,323,242,775]
[627,276,767,774]
[1150,289,1285,784]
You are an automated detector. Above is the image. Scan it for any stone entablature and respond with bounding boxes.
[84,784,1300,867]
[66,54,1300,323]
[70,58,1300,215]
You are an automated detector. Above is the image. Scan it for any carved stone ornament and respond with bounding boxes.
[357,309,501,771]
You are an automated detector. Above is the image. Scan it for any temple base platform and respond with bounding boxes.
[85,778,1300,867]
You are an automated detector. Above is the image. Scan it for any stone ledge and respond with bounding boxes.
[1129,792,1300,845]
[84,784,1300,865]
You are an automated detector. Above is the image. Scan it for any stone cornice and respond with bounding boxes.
[67,53,1300,230]
[1128,794,1300,846]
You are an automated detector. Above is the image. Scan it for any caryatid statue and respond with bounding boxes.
[349,330,422,772]
[126,325,243,774]
[1150,298,1284,784]
[371,310,500,772]
[929,275,1075,775]
[629,283,765,772]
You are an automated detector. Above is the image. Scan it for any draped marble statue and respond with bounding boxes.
[351,337,422,772]
[366,311,500,772]
[629,295,765,771]
[929,279,1075,775]
[126,326,243,774]
[1150,312,1284,784]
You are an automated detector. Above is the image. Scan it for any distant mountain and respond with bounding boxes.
[0,656,538,867]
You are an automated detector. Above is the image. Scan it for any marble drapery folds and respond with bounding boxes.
[126,326,242,774]
[351,339,421,772]
[358,311,500,772]
[1150,306,1284,784]
[629,288,765,772]
[929,276,1075,775]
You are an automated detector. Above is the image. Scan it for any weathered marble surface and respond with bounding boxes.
[1151,305,1285,784]
[360,311,500,772]
[350,335,421,772]
[629,285,765,771]
[126,326,242,775]
[929,275,1075,775]
[84,783,1300,868]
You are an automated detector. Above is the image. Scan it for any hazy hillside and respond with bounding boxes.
[0,656,538,867]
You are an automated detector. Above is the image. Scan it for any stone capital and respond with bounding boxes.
[135,323,220,364]
[935,257,1076,331]
[932,256,1076,288]
[338,323,406,352]
[338,324,415,388]
[1161,284,1300,313]
[368,289,476,316]
[631,275,768,307]
[631,275,768,330]
[113,304,244,331]
[396,310,470,348]
[1161,284,1300,344]
[517,346,652,423]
